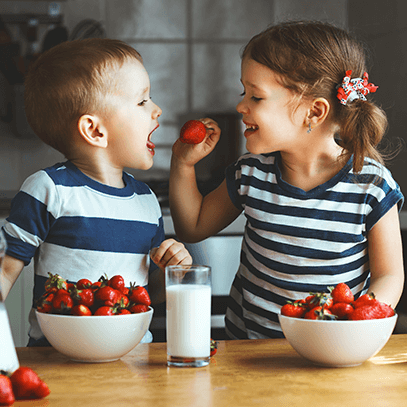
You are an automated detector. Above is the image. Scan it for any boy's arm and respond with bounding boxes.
[149,238,193,305]
[367,204,404,308]
[0,255,25,299]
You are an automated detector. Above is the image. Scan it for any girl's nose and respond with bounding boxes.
[236,99,247,115]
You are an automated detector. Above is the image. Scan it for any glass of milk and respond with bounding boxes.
[166,265,211,367]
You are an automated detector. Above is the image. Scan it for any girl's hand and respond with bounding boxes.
[172,118,221,167]
[150,239,193,272]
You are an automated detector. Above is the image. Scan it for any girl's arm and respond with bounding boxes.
[367,204,404,308]
[169,119,242,243]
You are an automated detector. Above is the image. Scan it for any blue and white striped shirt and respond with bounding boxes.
[3,161,164,342]
[224,152,404,339]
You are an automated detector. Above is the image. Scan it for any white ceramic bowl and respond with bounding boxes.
[36,308,153,363]
[278,313,397,367]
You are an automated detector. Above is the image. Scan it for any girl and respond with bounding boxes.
[169,21,404,339]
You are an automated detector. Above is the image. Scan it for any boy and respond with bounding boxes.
[1,38,192,345]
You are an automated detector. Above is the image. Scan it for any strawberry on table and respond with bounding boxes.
[179,120,206,144]
[0,375,14,406]
[10,367,42,400]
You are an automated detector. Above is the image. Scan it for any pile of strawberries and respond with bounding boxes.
[0,367,50,406]
[281,283,395,320]
[36,273,151,316]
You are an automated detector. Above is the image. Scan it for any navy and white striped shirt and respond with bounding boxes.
[3,161,164,342]
[224,152,404,339]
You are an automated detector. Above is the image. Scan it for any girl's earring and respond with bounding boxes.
[307,123,312,133]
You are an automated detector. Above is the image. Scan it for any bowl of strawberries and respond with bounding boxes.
[278,283,397,367]
[35,273,153,363]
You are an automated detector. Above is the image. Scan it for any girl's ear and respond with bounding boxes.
[307,97,330,128]
[77,114,108,148]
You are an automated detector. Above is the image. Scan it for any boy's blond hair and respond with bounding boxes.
[24,38,143,156]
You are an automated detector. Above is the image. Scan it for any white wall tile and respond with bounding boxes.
[192,43,244,111]
[192,0,274,39]
[106,0,187,39]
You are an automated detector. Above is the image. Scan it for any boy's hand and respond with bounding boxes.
[150,239,192,271]
[172,118,221,167]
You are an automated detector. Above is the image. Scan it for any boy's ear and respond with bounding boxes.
[77,114,108,148]
[307,97,330,127]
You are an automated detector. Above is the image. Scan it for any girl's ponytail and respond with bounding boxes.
[338,100,388,173]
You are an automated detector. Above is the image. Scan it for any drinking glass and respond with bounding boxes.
[166,265,211,367]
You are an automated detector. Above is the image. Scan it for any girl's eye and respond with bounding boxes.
[138,99,149,106]
[239,91,262,102]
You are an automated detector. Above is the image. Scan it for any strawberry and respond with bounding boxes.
[304,306,336,320]
[329,283,354,304]
[0,375,14,406]
[71,287,94,308]
[330,302,354,319]
[36,292,55,313]
[108,275,125,293]
[129,284,151,306]
[76,278,92,290]
[10,367,41,400]
[44,273,68,292]
[179,120,206,144]
[72,304,92,316]
[52,291,73,314]
[32,381,50,399]
[348,301,395,320]
[95,286,121,306]
[352,293,376,308]
[210,339,218,357]
[281,302,306,318]
[94,306,117,316]
[129,304,149,314]
[305,292,333,310]
[117,309,131,315]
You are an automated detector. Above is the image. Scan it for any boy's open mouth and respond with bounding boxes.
[147,125,159,154]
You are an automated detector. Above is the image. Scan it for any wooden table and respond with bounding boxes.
[15,334,407,407]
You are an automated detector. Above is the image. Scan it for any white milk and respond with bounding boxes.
[166,284,211,358]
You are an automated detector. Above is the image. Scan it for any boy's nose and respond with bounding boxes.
[153,102,162,118]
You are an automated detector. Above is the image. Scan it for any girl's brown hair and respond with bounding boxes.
[242,20,388,173]
[24,38,143,156]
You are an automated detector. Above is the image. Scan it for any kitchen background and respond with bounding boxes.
[1,0,406,346]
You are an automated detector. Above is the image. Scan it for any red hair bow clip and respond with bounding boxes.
[337,70,378,106]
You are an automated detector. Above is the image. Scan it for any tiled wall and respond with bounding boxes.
[0,0,348,190]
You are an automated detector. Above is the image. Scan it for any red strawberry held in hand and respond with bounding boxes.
[179,120,206,144]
